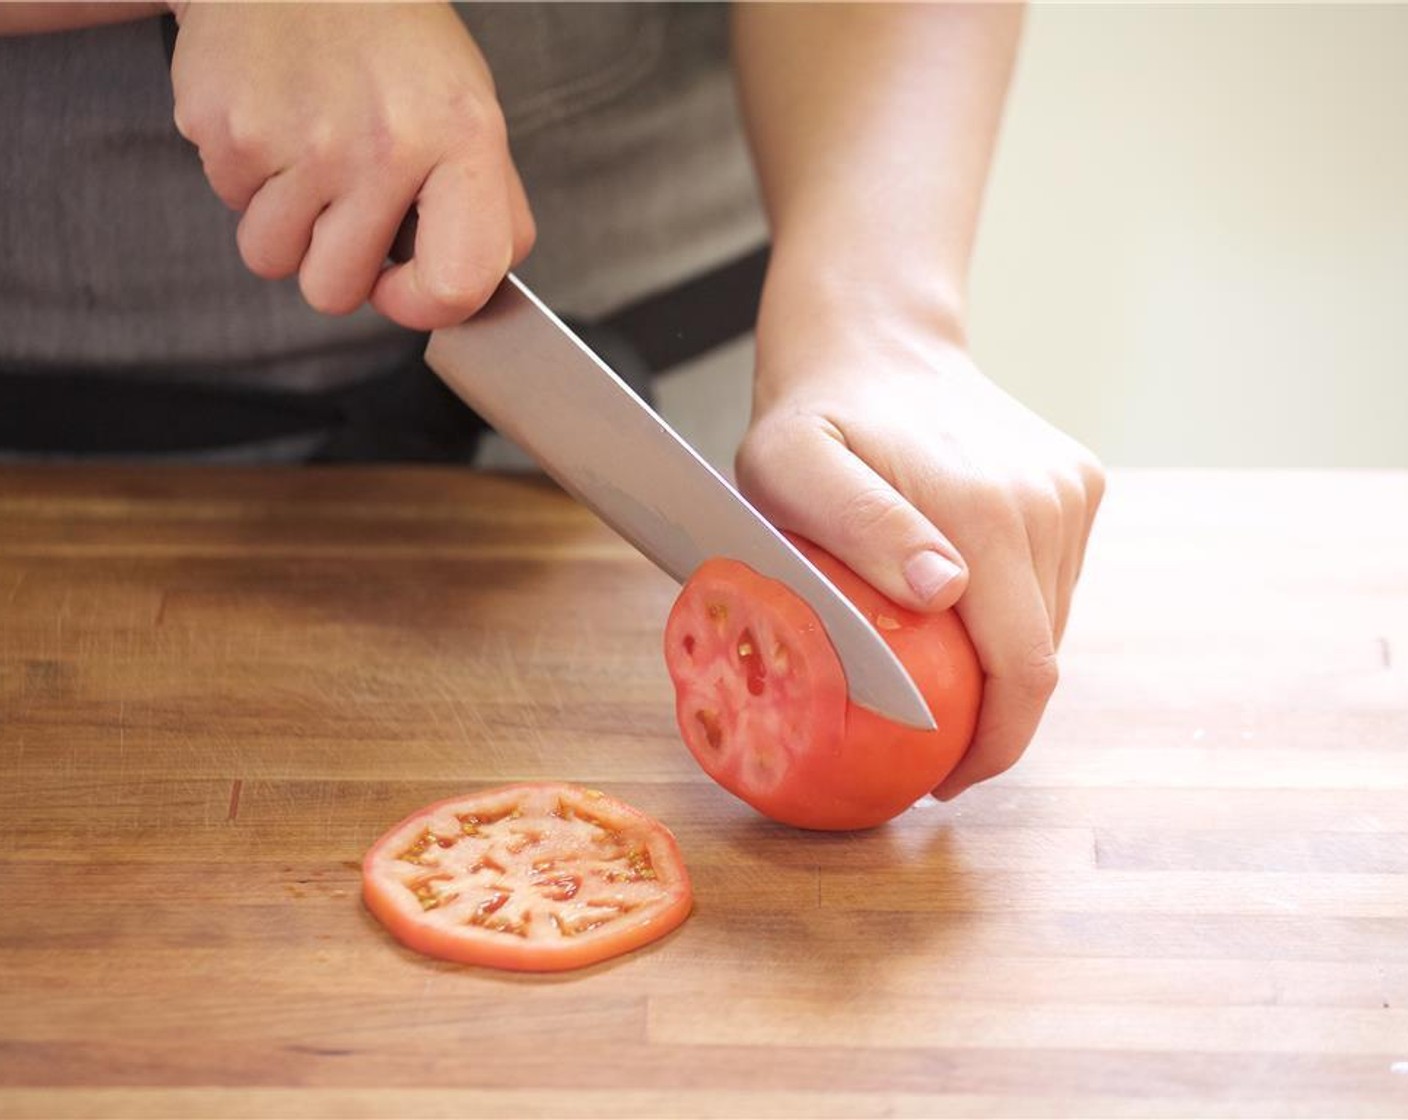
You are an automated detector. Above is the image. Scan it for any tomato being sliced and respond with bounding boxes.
[664,539,982,831]
[362,783,692,971]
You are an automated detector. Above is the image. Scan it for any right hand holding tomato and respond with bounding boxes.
[169,1,535,330]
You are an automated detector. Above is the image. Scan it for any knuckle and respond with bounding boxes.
[962,481,1024,540]
[1079,451,1108,509]
[732,430,774,504]
[366,115,398,166]
[362,110,414,173]
[237,229,298,282]
[171,90,216,146]
[207,179,248,213]
[434,87,508,159]
[301,119,341,172]
[959,469,1020,513]
[455,93,508,147]
[1016,641,1060,700]
[1049,450,1107,532]
[236,234,284,280]
[219,107,271,165]
[834,485,908,543]
[201,160,253,212]
[1016,477,1065,532]
[1055,439,1106,504]
[424,258,502,316]
[513,213,538,263]
[299,271,361,318]
[171,102,197,143]
[733,419,813,518]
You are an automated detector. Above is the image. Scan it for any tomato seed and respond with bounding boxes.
[506,830,544,854]
[397,829,438,864]
[535,873,582,901]
[738,628,767,696]
[695,709,724,752]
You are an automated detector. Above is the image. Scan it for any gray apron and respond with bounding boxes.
[0,3,766,458]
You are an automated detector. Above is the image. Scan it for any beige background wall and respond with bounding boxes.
[968,2,1408,468]
[656,3,1408,473]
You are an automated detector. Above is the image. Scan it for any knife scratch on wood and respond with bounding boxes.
[3,569,26,607]
[425,667,491,754]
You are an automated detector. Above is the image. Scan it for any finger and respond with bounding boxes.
[236,167,326,281]
[736,420,968,612]
[932,550,1058,801]
[173,97,275,213]
[1053,547,1077,650]
[298,181,417,316]
[195,148,268,213]
[371,155,514,331]
[1053,462,1106,645]
[505,160,537,266]
[1052,499,1090,647]
[1029,490,1064,639]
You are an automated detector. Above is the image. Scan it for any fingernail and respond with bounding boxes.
[904,550,962,603]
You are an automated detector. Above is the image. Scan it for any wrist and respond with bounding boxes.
[749,295,980,423]
[753,243,972,394]
[761,239,969,344]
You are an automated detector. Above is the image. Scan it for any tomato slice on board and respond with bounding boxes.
[362,783,692,972]
[664,540,982,831]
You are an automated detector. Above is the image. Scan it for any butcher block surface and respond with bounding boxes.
[1,465,1405,1118]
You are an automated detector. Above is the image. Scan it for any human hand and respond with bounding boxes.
[736,282,1105,800]
[169,1,534,330]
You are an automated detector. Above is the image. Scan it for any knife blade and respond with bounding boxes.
[424,274,936,731]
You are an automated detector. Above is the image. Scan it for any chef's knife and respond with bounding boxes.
[424,275,936,731]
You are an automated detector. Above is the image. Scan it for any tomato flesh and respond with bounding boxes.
[362,783,692,971]
[665,541,982,830]
[665,557,848,813]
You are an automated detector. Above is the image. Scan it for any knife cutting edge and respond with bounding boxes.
[424,274,936,731]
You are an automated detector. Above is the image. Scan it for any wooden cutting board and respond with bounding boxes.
[1,465,1405,1119]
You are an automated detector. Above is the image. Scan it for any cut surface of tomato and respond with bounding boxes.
[664,541,983,830]
[665,556,848,814]
[362,783,692,972]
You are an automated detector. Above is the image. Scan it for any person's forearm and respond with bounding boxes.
[0,3,167,36]
[731,2,1023,341]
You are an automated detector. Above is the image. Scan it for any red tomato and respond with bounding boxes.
[664,539,982,830]
[362,783,693,971]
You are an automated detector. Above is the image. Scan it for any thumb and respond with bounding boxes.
[736,421,968,613]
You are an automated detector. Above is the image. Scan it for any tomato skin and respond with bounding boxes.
[362,783,693,972]
[664,540,982,831]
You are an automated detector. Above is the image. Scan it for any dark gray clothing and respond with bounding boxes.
[0,3,765,412]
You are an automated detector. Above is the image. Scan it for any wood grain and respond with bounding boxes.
[2,465,1406,1119]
